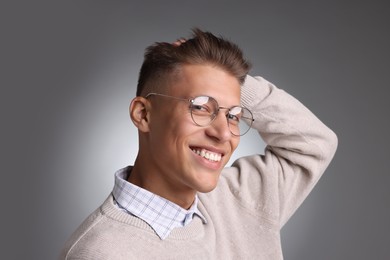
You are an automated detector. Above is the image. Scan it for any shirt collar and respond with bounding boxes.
[112,166,207,239]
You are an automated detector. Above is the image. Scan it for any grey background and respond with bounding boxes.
[2,1,389,259]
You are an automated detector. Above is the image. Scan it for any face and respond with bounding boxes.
[139,64,241,204]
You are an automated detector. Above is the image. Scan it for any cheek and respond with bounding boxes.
[231,138,240,151]
[171,122,198,145]
[152,113,195,144]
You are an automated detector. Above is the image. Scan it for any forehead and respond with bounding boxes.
[169,64,241,106]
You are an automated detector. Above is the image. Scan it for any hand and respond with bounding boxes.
[172,38,186,46]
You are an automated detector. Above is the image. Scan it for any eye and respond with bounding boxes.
[227,106,243,124]
[191,104,213,117]
[227,113,240,122]
[191,96,215,116]
[192,104,208,111]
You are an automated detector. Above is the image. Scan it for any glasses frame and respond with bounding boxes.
[145,92,254,136]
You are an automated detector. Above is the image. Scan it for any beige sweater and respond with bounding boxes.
[61,75,338,259]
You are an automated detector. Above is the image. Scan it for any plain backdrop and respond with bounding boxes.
[2,1,389,259]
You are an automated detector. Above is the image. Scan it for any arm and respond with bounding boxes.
[232,75,338,227]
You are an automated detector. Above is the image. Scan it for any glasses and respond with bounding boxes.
[145,93,254,136]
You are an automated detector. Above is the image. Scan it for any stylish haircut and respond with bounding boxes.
[136,28,251,97]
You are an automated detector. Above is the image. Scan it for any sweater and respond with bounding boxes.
[60,75,338,259]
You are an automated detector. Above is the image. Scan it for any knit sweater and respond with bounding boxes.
[60,75,338,259]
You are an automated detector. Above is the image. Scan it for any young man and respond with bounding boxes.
[61,29,337,259]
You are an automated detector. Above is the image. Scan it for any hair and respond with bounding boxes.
[136,28,251,97]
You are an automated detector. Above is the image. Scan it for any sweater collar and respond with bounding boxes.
[112,166,207,239]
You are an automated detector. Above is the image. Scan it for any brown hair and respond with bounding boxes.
[136,28,251,97]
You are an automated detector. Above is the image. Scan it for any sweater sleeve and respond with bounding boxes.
[230,75,338,227]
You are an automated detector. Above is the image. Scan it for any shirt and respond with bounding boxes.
[112,166,207,239]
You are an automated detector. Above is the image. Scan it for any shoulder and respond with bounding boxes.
[60,204,106,259]
[60,195,150,259]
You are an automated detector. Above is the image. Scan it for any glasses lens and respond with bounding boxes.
[227,107,253,136]
[190,96,253,136]
[190,96,218,126]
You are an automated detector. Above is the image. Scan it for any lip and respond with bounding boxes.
[189,145,226,156]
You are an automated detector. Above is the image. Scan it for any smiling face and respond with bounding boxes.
[131,64,241,207]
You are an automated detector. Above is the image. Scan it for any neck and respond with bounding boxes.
[128,157,197,209]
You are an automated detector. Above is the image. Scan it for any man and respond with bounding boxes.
[61,29,337,259]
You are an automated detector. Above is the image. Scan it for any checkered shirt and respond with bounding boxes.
[112,166,207,239]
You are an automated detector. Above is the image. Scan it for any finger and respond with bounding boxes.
[172,38,187,46]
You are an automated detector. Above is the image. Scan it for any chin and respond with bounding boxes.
[191,168,223,193]
[196,182,219,193]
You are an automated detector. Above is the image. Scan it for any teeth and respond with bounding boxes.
[191,148,222,162]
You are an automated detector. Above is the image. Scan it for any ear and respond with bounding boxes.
[129,97,151,132]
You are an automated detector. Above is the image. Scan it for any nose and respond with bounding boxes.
[205,110,232,142]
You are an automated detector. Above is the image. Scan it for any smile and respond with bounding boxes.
[191,148,222,162]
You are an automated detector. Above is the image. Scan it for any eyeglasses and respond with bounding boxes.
[145,93,254,136]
